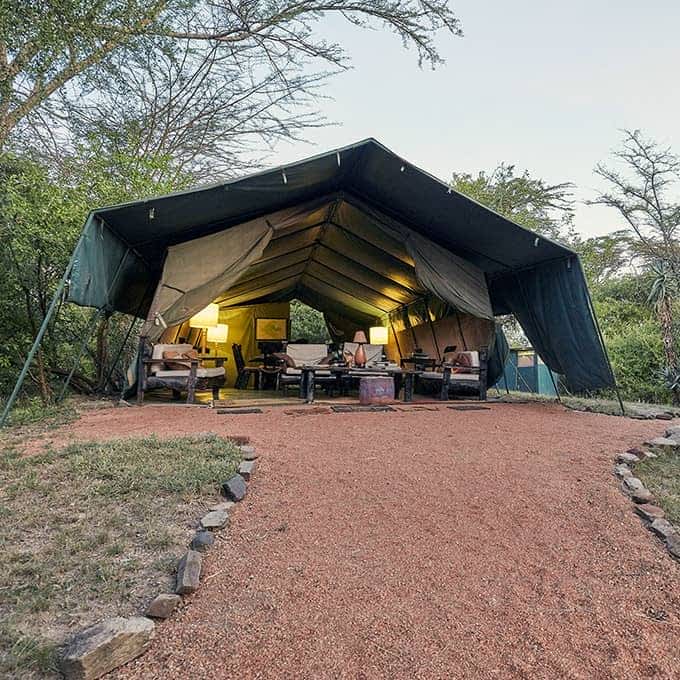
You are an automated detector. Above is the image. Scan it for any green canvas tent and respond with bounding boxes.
[3,138,617,422]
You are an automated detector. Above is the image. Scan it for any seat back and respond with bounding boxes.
[343,343,383,367]
[150,343,195,374]
[232,343,246,373]
[285,343,328,367]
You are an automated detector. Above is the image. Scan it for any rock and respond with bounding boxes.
[190,530,215,551]
[146,594,181,619]
[623,477,645,493]
[238,459,257,481]
[59,617,154,680]
[222,473,247,501]
[200,509,229,530]
[645,437,680,450]
[627,447,646,457]
[650,518,677,540]
[634,504,665,522]
[617,452,639,465]
[667,534,680,560]
[239,444,258,460]
[630,489,654,504]
[638,450,657,460]
[655,413,673,421]
[665,424,680,437]
[210,501,235,513]
[614,464,633,478]
[176,550,202,594]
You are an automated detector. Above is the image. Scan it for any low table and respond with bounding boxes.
[299,365,422,404]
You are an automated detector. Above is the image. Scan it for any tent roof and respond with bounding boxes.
[90,138,574,276]
[67,138,614,392]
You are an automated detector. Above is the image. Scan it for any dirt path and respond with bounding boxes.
[50,402,680,678]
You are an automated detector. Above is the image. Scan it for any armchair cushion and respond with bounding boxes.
[285,344,329,367]
[150,343,195,374]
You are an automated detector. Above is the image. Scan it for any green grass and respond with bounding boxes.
[0,434,240,678]
[636,451,680,527]
[1,396,80,429]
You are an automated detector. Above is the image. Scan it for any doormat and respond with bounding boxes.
[331,405,396,413]
[447,405,491,411]
[216,408,263,415]
[284,407,331,417]
[396,405,440,412]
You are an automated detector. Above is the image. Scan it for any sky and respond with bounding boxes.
[272,0,680,238]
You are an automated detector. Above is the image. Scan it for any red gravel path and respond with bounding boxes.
[57,402,680,678]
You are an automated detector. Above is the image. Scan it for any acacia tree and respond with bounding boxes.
[1,0,462,167]
[592,129,680,403]
[451,163,576,244]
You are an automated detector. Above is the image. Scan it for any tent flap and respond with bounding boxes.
[489,257,614,391]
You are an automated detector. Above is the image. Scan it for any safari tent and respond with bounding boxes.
[4,139,617,418]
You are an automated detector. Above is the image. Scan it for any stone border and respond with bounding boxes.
[59,442,259,680]
[613,426,680,563]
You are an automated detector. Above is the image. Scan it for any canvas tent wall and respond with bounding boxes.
[2,138,618,424]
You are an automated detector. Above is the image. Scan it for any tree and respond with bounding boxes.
[451,163,576,244]
[577,230,631,288]
[1,0,462,169]
[592,130,680,403]
[289,300,330,343]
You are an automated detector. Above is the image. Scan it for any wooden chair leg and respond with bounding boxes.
[212,386,220,401]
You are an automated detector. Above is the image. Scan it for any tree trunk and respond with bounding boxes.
[658,294,680,405]
[95,314,111,391]
[35,347,52,405]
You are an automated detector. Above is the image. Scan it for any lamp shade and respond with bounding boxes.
[206,323,229,343]
[352,330,367,344]
[369,326,388,345]
[189,303,219,328]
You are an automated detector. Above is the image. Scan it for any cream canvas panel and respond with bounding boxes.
[142,218,273,340]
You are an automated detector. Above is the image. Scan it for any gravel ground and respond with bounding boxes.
[45,401,680,679]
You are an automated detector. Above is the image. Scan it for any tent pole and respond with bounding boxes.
[423,298,441,361]
[389,319,403,361]
[578,260,625,416]
[0,222,88,427]
[548,365,562,403]
[57,309,103,402]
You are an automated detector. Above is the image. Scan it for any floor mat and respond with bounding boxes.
[331,405,396,413]
[215,408,264,415]
[284,407,331,417]
[447,405,491,411]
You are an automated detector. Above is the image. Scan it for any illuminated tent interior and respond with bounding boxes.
[66,138,615,392]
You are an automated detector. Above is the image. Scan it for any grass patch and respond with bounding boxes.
[636,452,680,526]
[491,390,680,419]
[0,434,240,678]
[1,396,80,429]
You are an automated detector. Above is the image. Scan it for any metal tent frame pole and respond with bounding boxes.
[0,224,89,427]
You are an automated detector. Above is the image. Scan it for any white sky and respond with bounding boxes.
[272,0,680,238]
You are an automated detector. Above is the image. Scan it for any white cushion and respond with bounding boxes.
[150,343,196,374]
[154,367,225,379]
[285,343,328,367]
[421,371,479,381]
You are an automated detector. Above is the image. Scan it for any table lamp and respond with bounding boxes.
[369,325,388,362]
[206,323,229,356]
[353,330,367,367]
[189,303,219,354]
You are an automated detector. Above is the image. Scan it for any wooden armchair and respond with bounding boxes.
[136,340,227,404]
[232,343,262,389]
[419,347,489,401]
